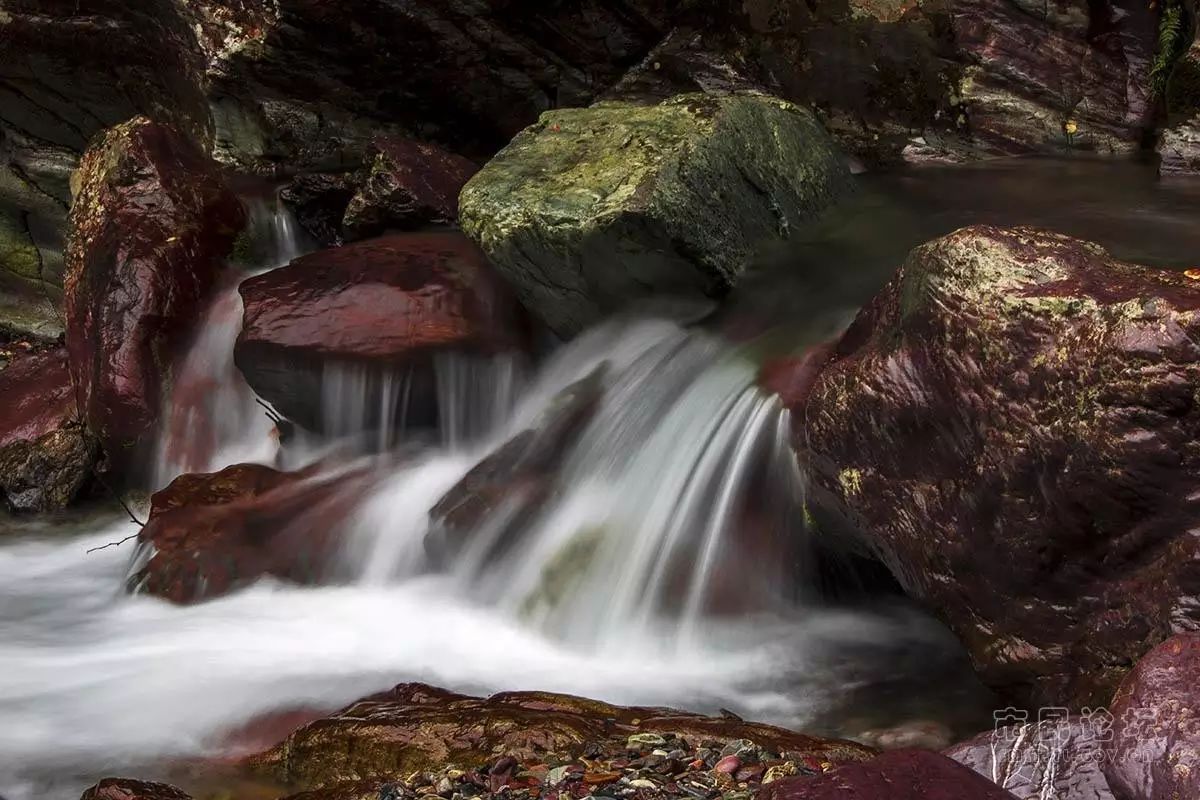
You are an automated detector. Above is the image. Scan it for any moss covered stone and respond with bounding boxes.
[460,93,852,336]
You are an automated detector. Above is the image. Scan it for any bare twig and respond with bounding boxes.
[86,527,141,554]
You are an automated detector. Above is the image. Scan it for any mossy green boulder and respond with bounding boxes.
[459,93,852,336]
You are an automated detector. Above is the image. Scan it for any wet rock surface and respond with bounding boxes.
[65,117,244,470]
[758,748,1019,799]
[1103,633,1200,800]
[128,462,376,603]
[946,718,1115,799]
[460,93,852,337]
[79,778,193,800]
[342,138,479,241]
[235,232,527,433]
[249,683,876,793]
[0,347,95,511]
[797,225,1200,709]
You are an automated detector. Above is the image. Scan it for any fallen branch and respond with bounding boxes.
[86,527,141,554]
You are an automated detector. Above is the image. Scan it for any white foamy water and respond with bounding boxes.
[0,315,981,800]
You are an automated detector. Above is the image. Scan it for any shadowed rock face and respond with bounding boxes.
[79,778,193,800]
[951,0,1159,155]
[65,117,244,472]
[1104,633,1200,800]
[248,682,876,792]
[234,232,528,433]
[460,93,852,337]
[795,225,1200,709]
[127,462,376,603]
[342,137,479,241]
[0,347,95,511]
[946,718,1116,799]
[757,749,1019,799]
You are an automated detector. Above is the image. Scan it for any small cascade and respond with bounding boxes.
[340,318,807,653]
[153,195,308,487]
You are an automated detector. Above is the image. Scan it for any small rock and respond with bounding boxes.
[761,762,797,785]
[713,756,741,775]
[627,733,668,751]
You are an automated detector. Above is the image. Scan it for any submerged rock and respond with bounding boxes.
[249,682,874,792]
[1103,633,1200,800]
[342,137,479,241]
[235,232,527,434]
[757,749,1018,799]
[946,718,1115,799]
[0,347,95,511]
[797,226,1200,708]
[460,93,852,337]
[80,778,192,800]
[128,462,375,603]
[65,117,244,471]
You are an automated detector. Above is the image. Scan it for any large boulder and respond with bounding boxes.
[797,226,1200,709]
[1158,40,1200,176]
[65,117,244,470]
[946,718,1116,799]
[1103,633,1200,800]
[460,93,852,337]
[234,232,527,434]
[757,749,1019,800]
[0,1,211,338]
[127,462,376,603]
[248,682,874,791]
[0,347,95,511]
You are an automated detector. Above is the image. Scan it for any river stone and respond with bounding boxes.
[459,93,852,337]
[796,225,1200,709]
[80,778,193,800]
[0,347,96,511]
[1103,633,1200,800]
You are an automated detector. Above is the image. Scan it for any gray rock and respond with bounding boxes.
[460,93,852,337]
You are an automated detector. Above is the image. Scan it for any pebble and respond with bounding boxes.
[713,756,740,775]
[627,733,667,750]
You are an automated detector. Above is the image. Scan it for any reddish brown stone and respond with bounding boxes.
[128,462,377,603]
[342,137,479,240]
[249,683,875,791]
[65,117,244,469]
[234,232,527,432]
[1104,633,1200,800]
[798,226,1200,709]
[757,749,1018,800]
[0,347,95,510]
[758,343,836,410]
[79,778,192,800]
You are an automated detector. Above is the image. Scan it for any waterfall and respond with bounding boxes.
[153,195,307,487]
[340,318,807,652]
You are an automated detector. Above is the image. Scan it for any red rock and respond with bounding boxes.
[715,755,742,774]
[127,462,377,603]
[249,683,874,791]
[0,347,96,511]
[65,116,244,470]
[234,232,528,433]
[758,343,836,410]
[757,749,1018,800]
[342,137,479,240]
[80,778,192,800]
[1103,633,1200,800]
[946,718,1115,799]
[798,226,1200,708]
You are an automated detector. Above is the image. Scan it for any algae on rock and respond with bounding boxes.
[460,93,852,337]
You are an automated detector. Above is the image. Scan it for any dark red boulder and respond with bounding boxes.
[127,462,377,603]
[234,232,527,434]
[65,116,244,470]
[79,778,192,800]
[1103,633,1200,800]
[757,749,1019,800]
[797,226,1200,709]
[342,137,479,240]
[0,347,95,511]
[946,718,1115,799]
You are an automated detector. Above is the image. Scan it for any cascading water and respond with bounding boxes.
[0,314,986,800]
[153,196,306,487]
